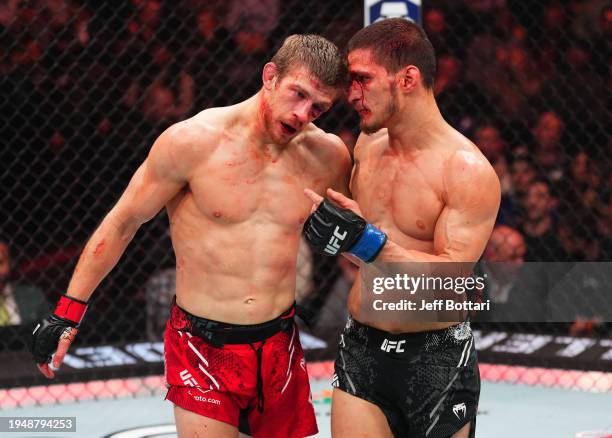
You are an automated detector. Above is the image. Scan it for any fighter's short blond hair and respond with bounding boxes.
[271,34,347,88]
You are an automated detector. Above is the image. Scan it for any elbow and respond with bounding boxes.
[103,212,142,243]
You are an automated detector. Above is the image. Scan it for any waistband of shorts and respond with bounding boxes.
[171,298,295,346]
[347,315,470,346]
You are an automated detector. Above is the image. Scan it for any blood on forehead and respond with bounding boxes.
[348,49,386,76]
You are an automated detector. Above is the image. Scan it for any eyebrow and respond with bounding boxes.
[293,84,332,109]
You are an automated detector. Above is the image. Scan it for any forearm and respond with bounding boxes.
[370,239,479,282]
[66,214,140,302]
[376,240,452,263]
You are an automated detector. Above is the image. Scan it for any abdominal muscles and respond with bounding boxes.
[166,190,303,323]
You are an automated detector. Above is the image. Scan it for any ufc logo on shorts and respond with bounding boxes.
[324,226,347,255]
[381,339,406,353]
[179,369,198,387]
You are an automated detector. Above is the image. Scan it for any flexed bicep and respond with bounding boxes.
[433,152,501,262]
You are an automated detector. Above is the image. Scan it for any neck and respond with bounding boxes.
[386,90,445,151]
[241,91,276,147]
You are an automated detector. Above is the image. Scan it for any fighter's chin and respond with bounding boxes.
[360,120,384,135]
[275,136,292,146]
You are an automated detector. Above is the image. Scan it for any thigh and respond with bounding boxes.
[248,328,318,438]
[174,404,239,438]
[451,420,473,438]
[331,388,393,438]
[404,335,480,438]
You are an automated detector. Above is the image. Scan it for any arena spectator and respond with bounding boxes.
[557,210,606,262]
[466,33,543,123]
[473,121,505,163]
[531,111,565,182]
[436,54,490,131]
[484,225,526,264]
[310,256,357,340]
[510,155,538,199]
[145,267,175,341]
[478,225,553,323]
[0,239,49,327]
[223,0,279,87]
[481,225,526,306]
[521,179,567,261]
[141,71,194,125]
[424,7,449,53]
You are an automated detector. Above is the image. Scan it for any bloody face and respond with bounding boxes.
[347,49,398,135]
[262,65,336,145]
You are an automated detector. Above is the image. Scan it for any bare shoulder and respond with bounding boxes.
[446,137,497,182]
[168,108,228,148]
[301,124,351,169]
[354,129,388,160]
[443,134,500,206]
[148,109,227,181]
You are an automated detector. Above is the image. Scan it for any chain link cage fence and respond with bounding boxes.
[1,0,611,408]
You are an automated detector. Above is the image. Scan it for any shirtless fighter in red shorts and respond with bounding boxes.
[30,35,350,438]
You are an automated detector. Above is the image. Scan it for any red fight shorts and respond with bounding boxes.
[164,303,318,438]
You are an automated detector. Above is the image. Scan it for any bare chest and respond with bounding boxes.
[180,144,324,230]
[351,152,444,243]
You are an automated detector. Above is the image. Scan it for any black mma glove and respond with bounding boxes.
[31,294,87,368]
[303,198,387,262]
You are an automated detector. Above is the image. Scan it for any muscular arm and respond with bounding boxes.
[65,123,194,301]
[304,149,500,268]
[376,151,501,264]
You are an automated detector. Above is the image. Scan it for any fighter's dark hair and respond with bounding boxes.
[348,18,436,89]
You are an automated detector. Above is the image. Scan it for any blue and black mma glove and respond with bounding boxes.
[303,198,387,263]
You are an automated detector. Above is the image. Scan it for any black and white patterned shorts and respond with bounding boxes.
[333,316,480,438]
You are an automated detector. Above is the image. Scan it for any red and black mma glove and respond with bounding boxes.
[30,294,87,367]
[303,198,387,263]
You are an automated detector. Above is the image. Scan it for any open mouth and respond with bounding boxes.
[280,122,297,135]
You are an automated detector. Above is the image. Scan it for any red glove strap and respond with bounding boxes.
[54,295,88,324]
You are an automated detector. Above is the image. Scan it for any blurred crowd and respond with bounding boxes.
[425,0,611,263]
[0,0,610,342]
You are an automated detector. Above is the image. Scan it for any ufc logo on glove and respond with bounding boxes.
[303,199,387,263]
[324,226,347,255]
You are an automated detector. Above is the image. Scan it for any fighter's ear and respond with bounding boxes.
[396,65,420,93]
[262,62,278,90]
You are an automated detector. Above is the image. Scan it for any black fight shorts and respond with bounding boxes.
[333,316,480,438]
